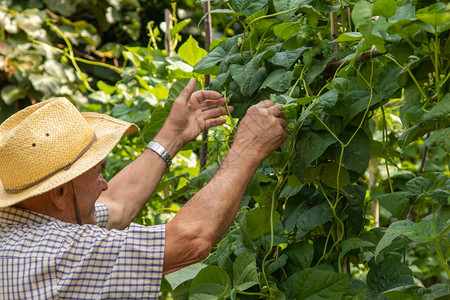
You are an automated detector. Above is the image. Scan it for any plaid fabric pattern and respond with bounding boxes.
[0,202,165,299]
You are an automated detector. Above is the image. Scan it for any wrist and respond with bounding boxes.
[146,141,172,168]
[153,127,184,158]
[224,146,264,171]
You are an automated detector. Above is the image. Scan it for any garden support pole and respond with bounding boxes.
[164,9,173,56]
[200,0,212,170]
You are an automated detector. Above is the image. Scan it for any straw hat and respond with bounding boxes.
[0,97,139,208]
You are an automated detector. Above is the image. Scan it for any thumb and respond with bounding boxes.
[177,78,196,103]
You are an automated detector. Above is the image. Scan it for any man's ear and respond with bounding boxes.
[49,182,71,210]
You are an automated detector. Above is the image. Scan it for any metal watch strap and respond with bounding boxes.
[146,141,172,168]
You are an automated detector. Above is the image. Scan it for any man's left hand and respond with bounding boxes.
[154,79,233,156]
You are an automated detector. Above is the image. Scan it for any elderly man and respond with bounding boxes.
[0,79,287,299]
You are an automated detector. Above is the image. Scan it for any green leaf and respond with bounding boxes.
[233,253,259,291]
[304,53,335,85]
[426,128,450,152]
[352,0,373,30]
[169,18,191,35]
[332,78,355,94]
[382,285,427,299]
[268,48,305,68]
[260,69,292,92]
[165,78,201,109]
[265,254,288,275]
[43,0,77,16]
[111,103,130,117]
[387,18,421,37]
[424,93,450,122]
[97,81,116,95]
[295,201,334,239]
[398,121,434,149]
[366,257,414,298]
[386,42,413,66]
[1,85,26,105]
[231,0,270,15]
[273,0,310,21]
[189,265,232,300]
[374,221,412,258]
[333,32,363,42]
[283,241,314,269]
[244,7,267,24]
[188,165,219,189]
[372,0,396,19]
[423,284,450,300]
[29,74,61,97]
[341,237,375,258]
[231,50,275,97]
[142,107,169,142]
[376,192,413,220]
[195,36,241,74]
[310,89,339,112]
[165,263,207,290]
[376,220,438,258]
[288,269,349,299]
[245,206,281,240]
[416,6,450,28]
[291,129,336,181]
[340,128,372,175]
[357,59,384,89]
[273,22,301,40]
[88,91,111,104]
[319,162,350,189]
[345,278,367,298]
[179,35,208,67]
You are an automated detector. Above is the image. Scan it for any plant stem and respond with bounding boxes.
[381,106,394,193]
[30,38,122,72]
[404,63,428,102]
[434,35,440,100]
[312,112,344,145]
[47,22,94,92]
[261,189,277,299]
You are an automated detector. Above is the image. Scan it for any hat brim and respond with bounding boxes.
[0,112,139,208]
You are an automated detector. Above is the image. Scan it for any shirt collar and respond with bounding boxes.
[0,206,57,226]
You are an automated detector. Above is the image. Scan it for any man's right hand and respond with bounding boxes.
[232,100,288,163]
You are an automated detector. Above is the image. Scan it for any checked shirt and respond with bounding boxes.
[0,202,165,299]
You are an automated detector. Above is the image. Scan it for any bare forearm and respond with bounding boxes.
[99,128,183,230]
[169,148,262,245]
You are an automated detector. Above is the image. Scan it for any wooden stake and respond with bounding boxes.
[200,1,212,170]
[164,9,173,56]
[330,12,339,59]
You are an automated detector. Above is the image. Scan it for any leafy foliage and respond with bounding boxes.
[175,0,449,298]
[0,0,449,299]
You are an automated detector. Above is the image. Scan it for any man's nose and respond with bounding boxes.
[101,175,108,191]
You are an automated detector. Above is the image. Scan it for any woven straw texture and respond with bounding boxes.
[0,97,138,207]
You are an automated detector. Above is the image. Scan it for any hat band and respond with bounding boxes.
[5,134,97,194]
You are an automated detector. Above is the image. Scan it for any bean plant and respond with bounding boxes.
[160,0,449,299]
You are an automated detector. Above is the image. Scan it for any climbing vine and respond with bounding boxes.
[159,1,450,299]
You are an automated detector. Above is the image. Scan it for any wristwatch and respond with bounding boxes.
[146,141,172,168]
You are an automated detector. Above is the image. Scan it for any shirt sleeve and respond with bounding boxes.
[94,201,109,228]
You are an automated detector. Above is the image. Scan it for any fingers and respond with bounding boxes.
[248,101,287,130]
[177,78,197,103]
[205,117,227,129]
[199,96,227,108]
[191,90,223,103]
[256,99,275,108]
[203,106,234,120]
[268,104,285,118]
